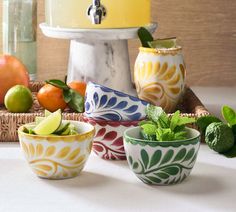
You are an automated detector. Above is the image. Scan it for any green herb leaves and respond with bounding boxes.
[46,79,84,113]
[140,105,196,142]
[222,105,236,127]
[138,27,154,48]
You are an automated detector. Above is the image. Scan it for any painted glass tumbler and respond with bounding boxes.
[134,47,186,113]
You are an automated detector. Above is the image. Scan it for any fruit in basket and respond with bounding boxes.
[68,81,87,97]
[4,85,33,113]
[205,122,234,153]
[45,79,84,113]
[0,55,29,104]
[37,84,67,112]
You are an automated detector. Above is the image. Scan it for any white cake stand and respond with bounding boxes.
[40,23,157,96]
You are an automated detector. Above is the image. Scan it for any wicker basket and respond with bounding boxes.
[0,82,209,142]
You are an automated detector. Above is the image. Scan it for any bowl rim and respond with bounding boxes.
[18,120,95,141]
[87,81,148,105]
[124,126,200,146]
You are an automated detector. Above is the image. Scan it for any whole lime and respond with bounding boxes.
[4,85,33,113]
[205,122,234,153]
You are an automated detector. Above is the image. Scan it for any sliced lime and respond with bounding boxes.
[35,117,45,125]
[34,109,62,135]
[61,127,70,135]
[55,122,70,135]
[148,37,177,49]
[45,110,51,117]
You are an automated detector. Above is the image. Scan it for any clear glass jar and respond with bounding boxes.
[3,0,37,80]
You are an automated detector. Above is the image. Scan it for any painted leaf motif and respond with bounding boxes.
[85,102,90,112]
[127,113,142,121]
[96,128,106,137]
[160,149,174,165]
[133,162,139,169]
[114,91,126,97]
[107,97,117,108]
[147,176,162,183]
[101,113,121,121]
[56,147,71,159]
[103,131,117,141]
[141,149,149,169]
[154,172,169,179]
[124,105,138,113]
[128,156,133,165]
[188,152,198,165]
[93,92,99,106]
[99,95,108,108]
[173,148,187,162]
[161,166,180,176]
[112,101,128,110]
[112,137,123,146]
[182,148,195,162]
[149,150,162,168]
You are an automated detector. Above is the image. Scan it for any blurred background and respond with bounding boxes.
[0,0,235,86]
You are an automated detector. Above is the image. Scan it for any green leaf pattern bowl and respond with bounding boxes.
[124,127,201,185]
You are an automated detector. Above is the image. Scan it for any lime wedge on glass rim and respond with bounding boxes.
[34,109,62,135]
[148,37,177,49]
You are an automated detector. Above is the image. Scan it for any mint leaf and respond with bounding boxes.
[222,105,236,126]
[174,131,187,140]
[138,27,154,48]
[156,128,175,141]
[170,110,181,131]
[139,120,155,126]
[145,104,169,128]
[170,110,195,131]
[196,115,222,133]
[141,124,157,135]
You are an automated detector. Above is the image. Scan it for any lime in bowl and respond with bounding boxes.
[124,127,200,185]
[18,117,95,180]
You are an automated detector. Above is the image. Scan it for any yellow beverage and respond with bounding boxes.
[45,0,151,28]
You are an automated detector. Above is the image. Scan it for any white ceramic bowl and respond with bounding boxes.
[124,127,201,185]
[84,81,148,121]
[83,116,139,160]
[18,121,95,179]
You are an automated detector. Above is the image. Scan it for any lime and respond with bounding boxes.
[4,85,33,113]
[148,37,177,49]
[205,122,234,153]
[34,109,62,135]
[45,110,51,117]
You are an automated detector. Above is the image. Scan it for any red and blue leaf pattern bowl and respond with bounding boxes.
[83,116,139,160]
[84,82,148,121]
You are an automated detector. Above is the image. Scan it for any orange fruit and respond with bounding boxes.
[0,55,29,104]
[37,84,67,112]
[68,81,87,96]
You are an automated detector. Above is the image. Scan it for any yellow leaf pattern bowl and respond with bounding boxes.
[18,121,95,180]
[134,47,186,113]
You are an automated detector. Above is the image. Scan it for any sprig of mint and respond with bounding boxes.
[46,79,84,113]
[140,105,196,142]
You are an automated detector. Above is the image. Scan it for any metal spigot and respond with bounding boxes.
[87,0,106,24]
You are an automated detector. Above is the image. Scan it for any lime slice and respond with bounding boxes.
[55,122,70,135]
[148,37,177,49]
[45,110,51,117]
[35,117,45,125]
[34,109,62,135]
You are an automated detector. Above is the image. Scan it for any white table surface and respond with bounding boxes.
[1,87,236,212]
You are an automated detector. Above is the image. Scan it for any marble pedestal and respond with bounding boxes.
[40,23,157,95]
